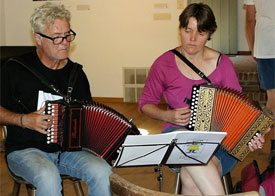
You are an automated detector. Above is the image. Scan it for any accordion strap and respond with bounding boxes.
[66,63,82,102]
[171,49,212,84]
[8,57,82,102]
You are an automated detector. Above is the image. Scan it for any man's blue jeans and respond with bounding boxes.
[7,148,113,196]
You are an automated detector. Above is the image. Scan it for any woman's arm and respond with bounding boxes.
[141,104,190,127]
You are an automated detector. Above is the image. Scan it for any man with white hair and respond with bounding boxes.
[0,3,112,195]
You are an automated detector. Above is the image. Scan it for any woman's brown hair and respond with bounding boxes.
[179,3,217,40]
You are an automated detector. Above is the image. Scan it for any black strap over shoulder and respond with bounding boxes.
[66,63,82,102]
[8,57,82,103]
[171,49,212,84]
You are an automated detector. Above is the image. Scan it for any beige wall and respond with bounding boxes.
[0,0,249,98]
[0,0,6,45]
[238,1,250,51]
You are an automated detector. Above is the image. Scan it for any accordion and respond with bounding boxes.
[187,84,274,161]
[45,100,140,164]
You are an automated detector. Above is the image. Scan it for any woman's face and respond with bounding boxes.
[180,17,210,55]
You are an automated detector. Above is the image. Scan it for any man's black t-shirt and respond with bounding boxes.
[1,50,92,155]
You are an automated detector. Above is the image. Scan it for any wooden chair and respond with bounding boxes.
[8,168,84,196]
[2,126,84,196]
[110,173,260,196]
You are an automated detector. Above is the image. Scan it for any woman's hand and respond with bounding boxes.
[248,127,271,152]
[21,106,53,134]
[165,106,191,126]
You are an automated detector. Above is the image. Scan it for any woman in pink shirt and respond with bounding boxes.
[139,3,268,195]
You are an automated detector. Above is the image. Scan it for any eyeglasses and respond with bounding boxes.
[36,29,76,45]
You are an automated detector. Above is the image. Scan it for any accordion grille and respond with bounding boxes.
[82,102,132,158]
[188,84,274,161]
[212,88,261,151]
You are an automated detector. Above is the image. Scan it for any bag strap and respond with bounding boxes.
[171,49,212,84]
[8,57,82,102]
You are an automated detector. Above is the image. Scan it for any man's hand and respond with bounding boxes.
[22,106,53,134]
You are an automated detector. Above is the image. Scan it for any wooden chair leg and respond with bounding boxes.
[72,180,84,196]
[11,181,21,196]
[25,184,36,196]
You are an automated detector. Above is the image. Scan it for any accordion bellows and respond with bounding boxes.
[45,100,140,164]
[187,84,274,161]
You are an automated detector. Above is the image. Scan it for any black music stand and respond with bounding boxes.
[113,130,227,167]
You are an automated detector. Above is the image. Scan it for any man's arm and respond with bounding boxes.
[0,105,52,134]
[0,105,21,127]
[245,4,256,56]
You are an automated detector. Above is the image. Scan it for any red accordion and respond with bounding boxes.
[187,84,274,161]
[45,100,140,164]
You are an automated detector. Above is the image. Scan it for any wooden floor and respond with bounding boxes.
[0,102,272,196]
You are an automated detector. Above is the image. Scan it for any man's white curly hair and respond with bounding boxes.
[30,2,71,33]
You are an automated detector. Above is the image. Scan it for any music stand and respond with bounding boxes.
[113,130,227,167]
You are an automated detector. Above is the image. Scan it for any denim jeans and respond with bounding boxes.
[7,148,113,196]
[256,58,275,90]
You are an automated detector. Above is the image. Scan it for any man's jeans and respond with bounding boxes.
[7,148,113,196]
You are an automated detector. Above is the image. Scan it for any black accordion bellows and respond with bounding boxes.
[45,100,140,164]
[187,84,274,161]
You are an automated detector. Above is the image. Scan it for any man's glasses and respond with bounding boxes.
[36,29,76,45]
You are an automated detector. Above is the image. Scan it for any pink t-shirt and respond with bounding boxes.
[138,50,242,131]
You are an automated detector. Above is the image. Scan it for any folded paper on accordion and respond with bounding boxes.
[186,83,275,161]
[45,100,140,165]
[113,130,227,167]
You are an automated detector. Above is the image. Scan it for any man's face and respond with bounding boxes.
[37,18,71,62]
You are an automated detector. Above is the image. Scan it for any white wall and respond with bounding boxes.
[1,0,250,98]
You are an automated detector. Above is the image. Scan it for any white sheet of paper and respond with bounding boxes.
[37,90,62,110]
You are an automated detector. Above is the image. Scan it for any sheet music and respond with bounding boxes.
[166,130,226,164]
[113,130,227,167]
